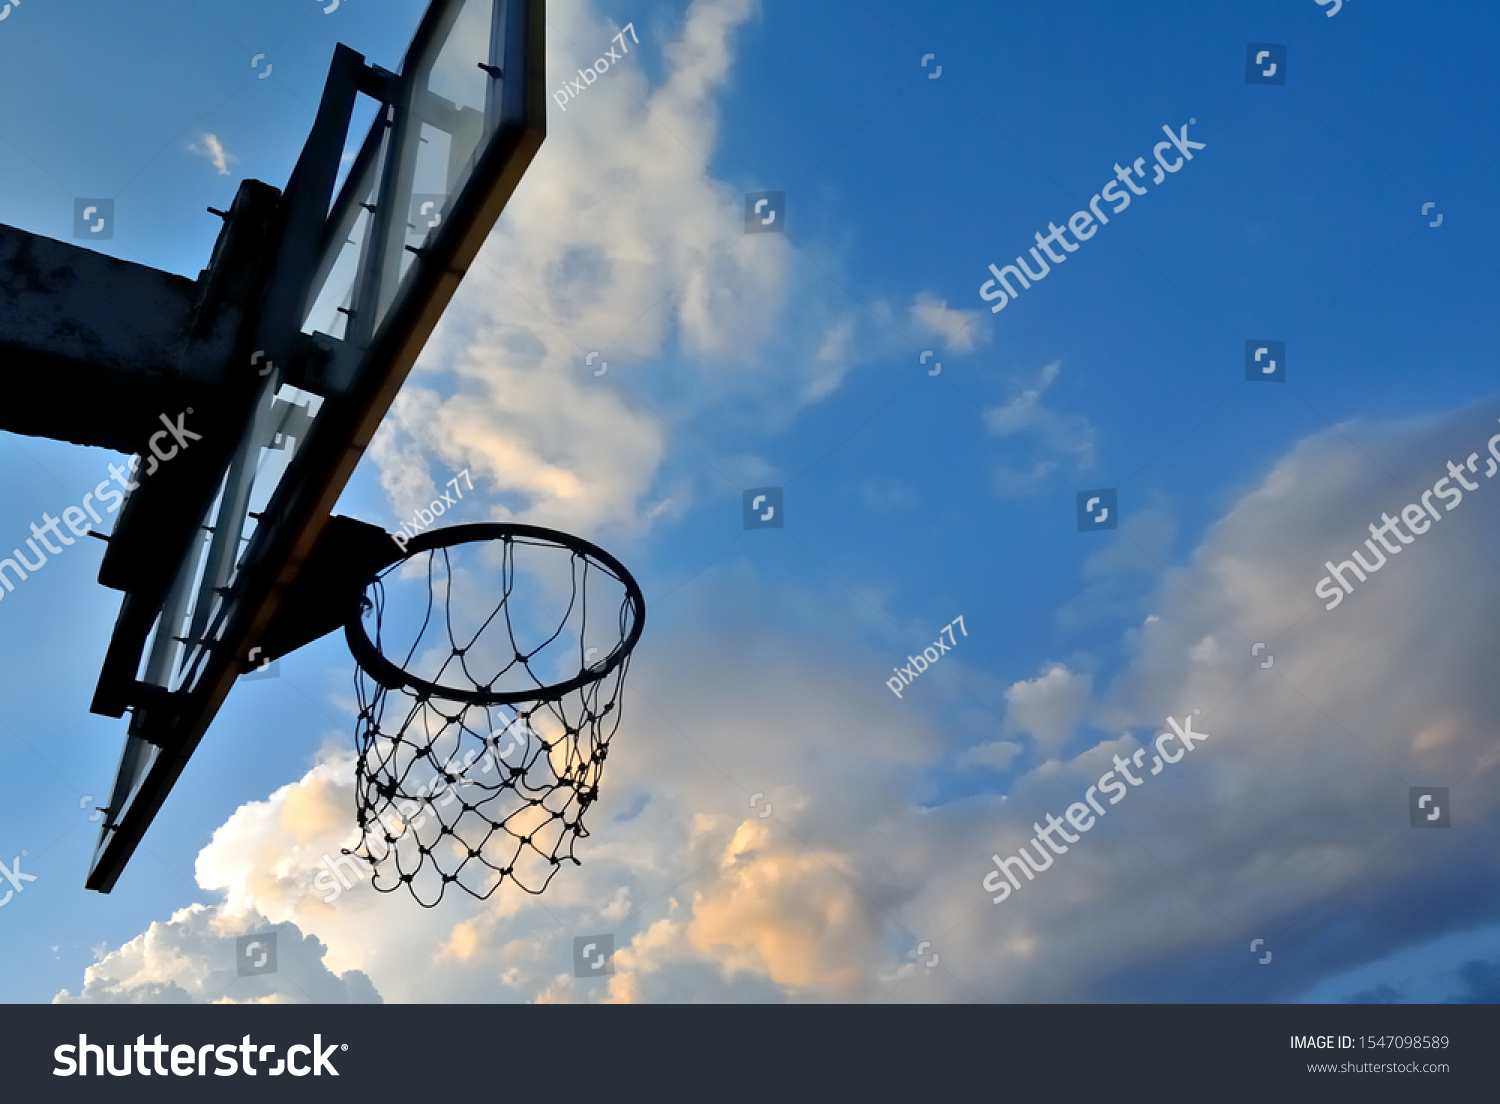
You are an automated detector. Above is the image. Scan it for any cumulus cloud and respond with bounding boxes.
[53,904,379,1004]
[545,819,893,1004]
[961,740,1023,771]
[934,399,1500,1002]
[1002,664,1091,753]
[64,401,1500,1004]
[683,819,886,992]
[368,0,814,538]
[58,75,1500,998]
[186,746,521,999]
[59,564,952,1004]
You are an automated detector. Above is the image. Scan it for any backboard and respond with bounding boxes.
[86,0,546,892]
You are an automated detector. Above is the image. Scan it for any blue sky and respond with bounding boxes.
[1,0,1498,1004]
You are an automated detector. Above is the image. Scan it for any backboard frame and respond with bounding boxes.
[86,0,546,892]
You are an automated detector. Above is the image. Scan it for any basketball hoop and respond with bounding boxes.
[343,523,645,906]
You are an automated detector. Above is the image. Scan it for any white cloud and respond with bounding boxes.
[53,904,379,1004]
[1003,664,1091,752]
[911,292,985,353]
[189,133,232,175]
[61,567,949,1004]
[802,317,854,403]
[961,740,1024,771]
[983,361,1097,492]
[930,401,1500,1001]
[371,0,803,539]
[63,403,1500,1004]
[1056,504,1176,627]
[60,53,1500,1002]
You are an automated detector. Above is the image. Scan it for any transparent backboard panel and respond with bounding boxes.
[420,0,497,194]
[169,383,325,692]
[172,0,516,698]
[182,0,513,694]
[374,0,501,328]
[304,0,504,341]
[396,123,459,292]
[425,0,497,117]
[239,385,326,542]
[302,121,388,341]
[302,203,374,342]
